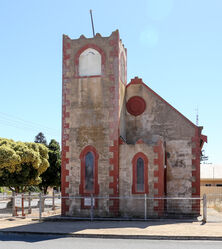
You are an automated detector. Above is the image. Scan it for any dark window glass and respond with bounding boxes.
[205,184,211,186]
[85,152,94,191]
[216,184,222,187]
[136,157,144,192]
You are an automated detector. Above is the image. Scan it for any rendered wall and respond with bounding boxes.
[125,78,198,203]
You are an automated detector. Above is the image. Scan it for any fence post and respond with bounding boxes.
[28,192,31,214]
[90,194,94,221]
[144,194,147,220]
[203,194,207,223]
[52,190,55,210]
[21,193,25,217]
[12,192,16,216]
[39,193,42,221]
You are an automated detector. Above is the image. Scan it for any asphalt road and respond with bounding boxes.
[0,234,222,249]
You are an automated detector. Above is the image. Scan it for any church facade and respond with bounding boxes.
[61,30,207,217]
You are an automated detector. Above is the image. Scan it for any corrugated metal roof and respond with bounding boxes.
[200,164,222,179]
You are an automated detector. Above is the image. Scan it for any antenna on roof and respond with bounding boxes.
[90,9,95,37]
[195,107,199,126]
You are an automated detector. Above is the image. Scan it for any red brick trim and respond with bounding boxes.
[127,77,196,128]
[132,152,149,194]
[61,35,71,215]
[74,44,106,77]
[79,145,99,196]
[136,139,144,144]
[108,30,120,215]
[192,127,201,212]
[153,140,165,215]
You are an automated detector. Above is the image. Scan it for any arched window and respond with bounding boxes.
[85,152,94,191]
[79,145,99,195]
[132,152,148,194]
[136,158,144,192]
[79,48,101,76]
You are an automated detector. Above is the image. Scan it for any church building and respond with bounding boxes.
[61,30,207,217]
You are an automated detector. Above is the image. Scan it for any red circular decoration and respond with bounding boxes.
[126,96,146,116]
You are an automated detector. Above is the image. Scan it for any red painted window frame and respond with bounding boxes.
[74,44,106,78]
[132,152,148,194]
[79,145,99,196]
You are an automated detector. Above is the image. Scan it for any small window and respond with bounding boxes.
[85,152,94,191]
[79,48,101,76]
[136,158,144,192]
[205,184,211,186]
[132,152,148,194]
[216,184,222,187]
[79,145,99,196]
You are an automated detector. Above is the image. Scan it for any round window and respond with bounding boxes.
[126,96,146,116]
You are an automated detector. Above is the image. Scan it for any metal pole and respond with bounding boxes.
[39,193,42,221]
[52,190,55,210]
[90,194,93,221]
[28,192,31,214]
[144,194,147,220]
[90,9,95,37]
[203,194,207,223]
[12,192,16,217]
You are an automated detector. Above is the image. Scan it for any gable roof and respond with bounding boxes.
[126,77,197,129]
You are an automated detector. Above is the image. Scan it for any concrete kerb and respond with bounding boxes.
[1,231,222,241]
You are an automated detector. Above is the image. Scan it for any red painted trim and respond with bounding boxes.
[192,127,201,213]
[108,30,120,215]
[132,152,149,194]
[79,145,99,196]
[136,139,144,144]
[153,140,165,215]
[201,134,207,143]
[74,44,106,77]
[127,77,196,128]
[61,35,71,215]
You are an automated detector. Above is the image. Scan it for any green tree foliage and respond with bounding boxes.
[35,132,47,145]
[0,138,49,193]
[39,139,61,194]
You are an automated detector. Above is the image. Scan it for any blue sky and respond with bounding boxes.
[0,0,221,164]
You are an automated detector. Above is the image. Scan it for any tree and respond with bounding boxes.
[35,132,47,145]
[0,138,49,193]
[39,139,61,194]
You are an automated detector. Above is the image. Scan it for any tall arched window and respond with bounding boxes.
[85,152,94,191]
[79,48,101,76]
[79,145,99,195]
[132,152,148,194]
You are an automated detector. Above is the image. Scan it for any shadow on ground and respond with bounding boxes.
[0,217,198,242]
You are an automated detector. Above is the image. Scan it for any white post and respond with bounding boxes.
[203,194,207,223]
[39,193,42,221]
[144,194,147,220]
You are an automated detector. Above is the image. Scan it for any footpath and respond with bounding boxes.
[0,217,222,240]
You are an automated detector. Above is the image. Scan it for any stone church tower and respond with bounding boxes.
[61,30,126,215]
[61,30,207,217]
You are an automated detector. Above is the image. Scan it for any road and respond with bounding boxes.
[0,234,222,249]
